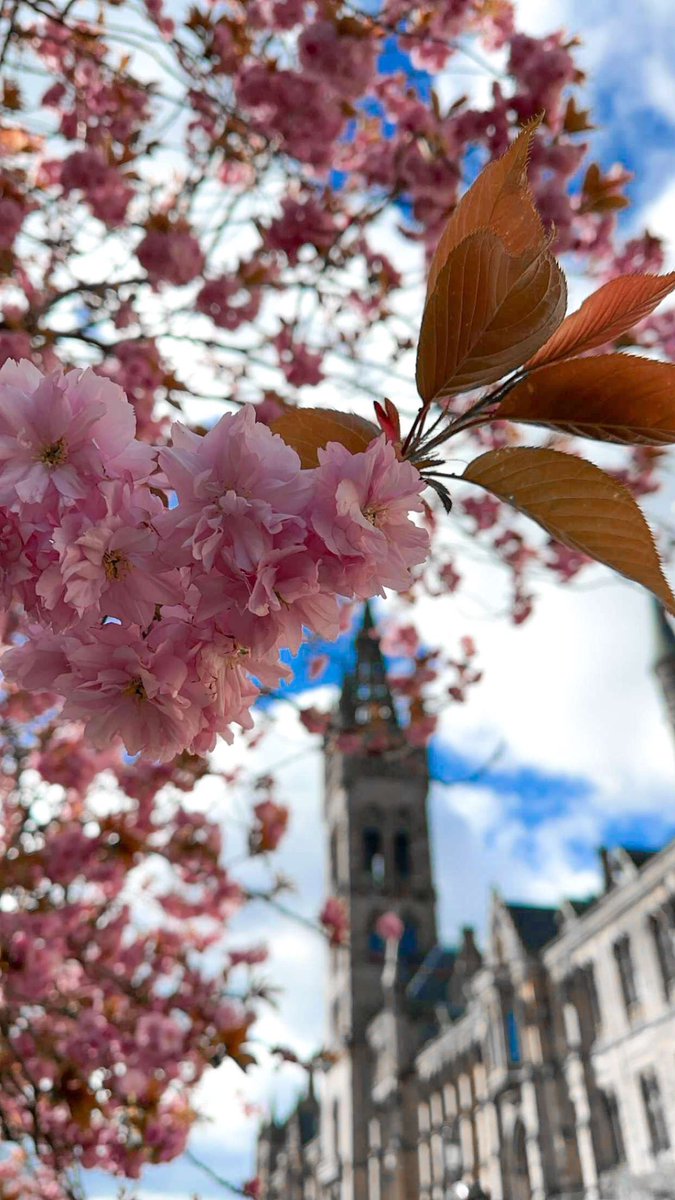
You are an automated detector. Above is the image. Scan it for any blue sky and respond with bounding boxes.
[88,1,675,1196]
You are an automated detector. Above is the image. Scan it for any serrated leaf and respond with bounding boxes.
[527,274,675,368]
[426,119,545,301]
[462,446,675,612]
[416,232,566,403]
[498,354,675,445]
[271,408,379,468]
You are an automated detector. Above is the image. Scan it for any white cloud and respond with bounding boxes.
[433,578,675,794]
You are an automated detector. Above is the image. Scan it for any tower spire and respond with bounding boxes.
[338,602,399,734]
[652,599,675,741]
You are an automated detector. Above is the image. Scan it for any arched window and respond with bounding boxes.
[394,830,411,877]
[363,827,385,884]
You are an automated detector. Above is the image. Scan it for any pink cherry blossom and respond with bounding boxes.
[265,193,341,262]
[320,897,349,947]
[38,483,182,627]
[311,436,429,597]
[298,20,377,98]
[137,222,204,287]
[60,148,133,226]
[197,274,262,330]
[0,360,153,518]
[376,911,404,942]
[5,623,198,760]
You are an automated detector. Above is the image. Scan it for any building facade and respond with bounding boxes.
[257,606,675,1200]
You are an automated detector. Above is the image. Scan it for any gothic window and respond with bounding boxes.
[640,1071,671,1155]
[394,830,411,878]
[363,827,385,884]
[600,1091,625,1167]
[506,1008,522,1064]
[613,935,639,1014]
[650,903,675,997]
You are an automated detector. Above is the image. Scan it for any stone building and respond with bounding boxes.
[256,606,675,1199]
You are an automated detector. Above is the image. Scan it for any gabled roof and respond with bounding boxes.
[506,903,560,953]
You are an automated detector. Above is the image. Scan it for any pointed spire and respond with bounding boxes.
[338,603,399,732]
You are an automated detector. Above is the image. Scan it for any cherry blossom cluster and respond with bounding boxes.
[0,359,428,761]
[0,705,269,1186]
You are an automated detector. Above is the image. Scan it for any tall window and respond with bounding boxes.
[640,1072,671,1154]
[394,830,411,878]
[650,904,675,997]
[363,827,384,884]
[613,935,639,1014]
[506,1008,522,1065]
[601,1091,625,1166]
[582,963,602,1031]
